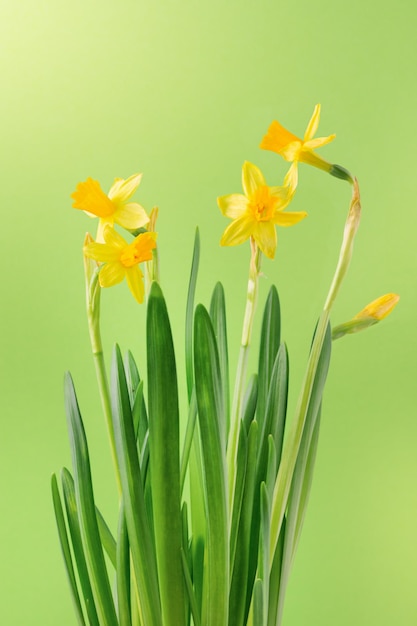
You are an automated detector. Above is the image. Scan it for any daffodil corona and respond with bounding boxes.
[72,174,150,242]
[84,226,157,303]
[218,161,306,259]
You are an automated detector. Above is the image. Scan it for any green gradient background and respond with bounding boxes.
[1,1,416,624]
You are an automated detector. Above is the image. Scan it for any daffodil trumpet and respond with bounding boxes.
[261,104,354,184]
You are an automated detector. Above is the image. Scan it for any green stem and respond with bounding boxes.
[86,268,122,495]
[269,179,361,563]
[227,240,262,511]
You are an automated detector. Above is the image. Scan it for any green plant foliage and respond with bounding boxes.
[53,153,395,625]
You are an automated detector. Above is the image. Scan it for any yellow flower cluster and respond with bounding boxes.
[72,173,156,303]
[218,105,336,259]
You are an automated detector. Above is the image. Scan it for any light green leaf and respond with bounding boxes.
[186,228,200,401]
[51,474,86,626]
[252,578,264,626]
[64,373,118,626]
[61,468,101,626]
[269,316,331,564]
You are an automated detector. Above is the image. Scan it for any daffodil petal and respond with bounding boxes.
[96,218,114,243]
[280,141,303,162]
[84,241,121,263]
[283,162,299,192]
[303,104,321,141]
[217,194,248,218]
[114,202,150,230]
[102,225,128,250]
[268,186,290,201]
[304,134,336,150]
[108,173,143,202]
[242,161,266,198]
[99,262,125,287]
[252,221,277,259]
[125,267,145,304]
[273,210,307,227]
[220,215,253,248]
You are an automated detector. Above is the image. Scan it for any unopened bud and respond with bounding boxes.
[332,293,400,340]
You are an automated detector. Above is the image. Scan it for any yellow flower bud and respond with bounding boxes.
[354,293,400,321]
[332,293,400,340]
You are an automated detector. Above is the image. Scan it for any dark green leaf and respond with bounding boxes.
[147,282,186,626]
[209,282,230,439]
[111,346,162,626]
[194,304,229,626]
[257,286,281,429]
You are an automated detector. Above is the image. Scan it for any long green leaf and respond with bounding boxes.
[229,421,248,576]
[186,228,200,401]
[266,518,286,626]
[51,474,86,626]
[147,281,186,626]
[124,352,148,449]
[180,387,198,496]
[272,324,332,626]
[61,468,100,626]
[64,372,118,626]
[116,501,131,626]
[247,344,289,620]
[181,502,192,626]
[252,579,264,626]
[191,535,205,622]
[209,282,230,440]
[110,346,162,626]
[229,420,258,626]
[257,484,270,626]
[257,286,281,429]
[242,374,258,435]
[292,408,322,557]
[96,506,117,570]
[269,316,331,563]
[181,548,201,626]
[258,343,289,479]
[194,304,229,626]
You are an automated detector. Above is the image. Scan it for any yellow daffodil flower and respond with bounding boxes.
[260,104,336,173]
[72,173,150,242]
[83,226,157,303]
[218,161,306,259]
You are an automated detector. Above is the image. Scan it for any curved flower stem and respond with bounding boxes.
[269,178,361,564]
[227,238,262,511]
[85,263,122,495]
